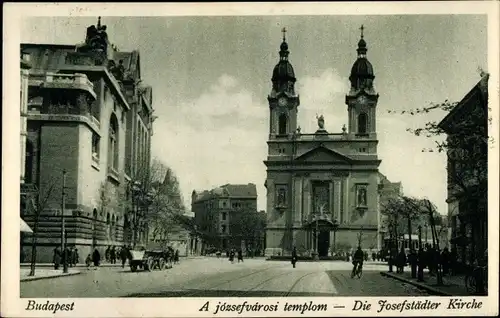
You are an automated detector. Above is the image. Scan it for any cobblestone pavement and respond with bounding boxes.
[21,258,429,298]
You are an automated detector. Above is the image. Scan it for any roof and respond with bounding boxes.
[192,183,257,203]
[21,43,77,71]
[438,74,489,131]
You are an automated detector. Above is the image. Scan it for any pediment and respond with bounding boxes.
[294,146,352,164]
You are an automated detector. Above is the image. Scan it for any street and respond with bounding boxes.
[21,258,429,297]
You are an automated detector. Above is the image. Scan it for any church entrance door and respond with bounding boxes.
[318,230,330,257]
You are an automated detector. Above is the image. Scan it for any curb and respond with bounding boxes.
[380,271,451,296]
[21,271,81,282]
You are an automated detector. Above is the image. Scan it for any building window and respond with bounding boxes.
[221,224,227,234]
[92,133,100,163]
[358,113,367,134]
[278,114,287,135]
[108,114,119,171]
[222,212,227,221]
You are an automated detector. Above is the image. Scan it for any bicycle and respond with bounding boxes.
[465,265,487,294]
[351,262,363,279]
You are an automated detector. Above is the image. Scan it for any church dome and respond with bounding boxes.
[350,57,374,79]
[272,60,295,81]
[349,25,375,89]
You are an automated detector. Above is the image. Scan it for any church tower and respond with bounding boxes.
[345,26,379,139]
[268,28,300,139]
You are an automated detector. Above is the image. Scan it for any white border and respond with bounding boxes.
[2,2,499,317]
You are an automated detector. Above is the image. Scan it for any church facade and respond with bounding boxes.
[264,28,382,257]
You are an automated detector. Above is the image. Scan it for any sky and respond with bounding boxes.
[21,14,487,214]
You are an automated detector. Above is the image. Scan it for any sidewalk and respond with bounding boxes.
[380,270,470,296]
[20,256,205,269]
[20,268,80,282]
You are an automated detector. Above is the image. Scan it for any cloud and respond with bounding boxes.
[152,74,269,210]
[296,68,350,133]
[152,71,448,216]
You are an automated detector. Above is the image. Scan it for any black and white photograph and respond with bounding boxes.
[2,2,499,317]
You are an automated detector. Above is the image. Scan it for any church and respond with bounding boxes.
[264,27,382,258]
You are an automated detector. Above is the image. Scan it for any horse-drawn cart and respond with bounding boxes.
[129,244,174,272]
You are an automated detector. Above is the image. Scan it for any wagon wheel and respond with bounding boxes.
[130,264,137,272]
[146,257,154,271]
[159,258,166,270]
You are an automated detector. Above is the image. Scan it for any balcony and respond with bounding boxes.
[43,73,97,99]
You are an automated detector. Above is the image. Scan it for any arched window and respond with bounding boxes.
[108,114,119,170]
[358,113,368,134]
[278,114,287,135]
[24,140,33,184]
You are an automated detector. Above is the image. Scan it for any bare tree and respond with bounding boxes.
[128,159,186,248]
[22,179,58,276]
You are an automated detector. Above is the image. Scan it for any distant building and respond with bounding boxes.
[378,172,402,249]
[263,27,382,257]
[191,183,258,252]
[20,17,154,262]
[438,74,488,269]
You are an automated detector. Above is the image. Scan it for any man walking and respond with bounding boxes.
[291,247,298,268]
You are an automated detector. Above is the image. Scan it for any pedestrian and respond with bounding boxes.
[105,246,110,263]
[237,249,243,263]
[450,246,458,275]
[229,249,235,264]
[53,247,61,270]
[396,247,406,273]
[372,251,377,262]
[291,247,298,268]
[408,249,418,278]
[174,249,180,264]
[363,251,368,262]
[85,254,92,269]
[92,248,101,269]
[216,250,221,259]
[110,246,116,264]
[120,246,128,268]
[73,247,79,266]
[441,247,450,276]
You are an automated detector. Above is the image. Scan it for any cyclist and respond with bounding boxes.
[351,246,364,277]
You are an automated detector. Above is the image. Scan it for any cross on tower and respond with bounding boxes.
[360,24,364,38]
[282,27,287,41]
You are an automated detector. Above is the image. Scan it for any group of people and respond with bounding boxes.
[223,249,244,263]
[387,244,470,276]
[52,246,80,269]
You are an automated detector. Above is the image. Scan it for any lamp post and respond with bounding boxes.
[388,223,393,273]
[61,169,68,273]
[418,225,422,250]
[332,219,339,255]
[424,224,428,247]
[313,215,319,260]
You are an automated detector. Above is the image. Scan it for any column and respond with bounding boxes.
[329,181,334,216]
[303,177,310,219]
[342,177,349,224]
[334,179,341,221]
[293,177,302,223]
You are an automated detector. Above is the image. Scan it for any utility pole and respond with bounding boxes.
[61,169,68,273]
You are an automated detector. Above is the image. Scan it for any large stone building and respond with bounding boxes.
[438,74,488,270]
[264,28,382,258]
[20,18,154,262]
[191,183,260,253]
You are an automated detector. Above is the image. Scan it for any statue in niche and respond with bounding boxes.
[277,188,286,206]
[357,187,367,206]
